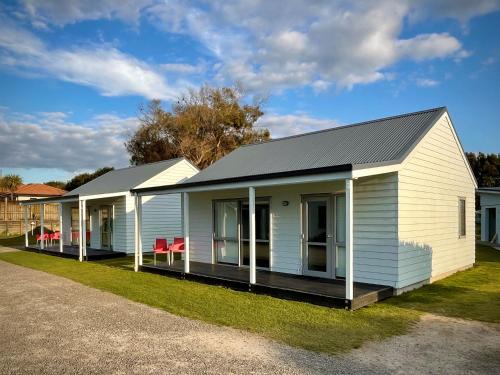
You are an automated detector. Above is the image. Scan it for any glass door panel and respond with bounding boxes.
[241,202,270,268]
[71,208,79,246]
[85,209,90,247]
[335,195,346,278]
[214,201,239,264]
[303,197,332,277]
[100,206,113,250]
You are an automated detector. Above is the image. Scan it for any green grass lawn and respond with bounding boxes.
[387,244,500,323]
[0,244,498,354]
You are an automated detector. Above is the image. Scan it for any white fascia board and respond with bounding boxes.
[444,114,478,188]
[79,191,129,201]
[136,170,354,196]
[19,196,78,205]
[351,163,401,178]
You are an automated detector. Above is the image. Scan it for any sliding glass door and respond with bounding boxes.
[241,202,270,268]
[70,207,90,247]
[213,199,270,268]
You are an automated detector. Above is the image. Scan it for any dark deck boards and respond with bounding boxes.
[25,245,126,261]
[141,260,393,310]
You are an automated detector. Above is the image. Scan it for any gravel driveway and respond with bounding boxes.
[0,259,499,375]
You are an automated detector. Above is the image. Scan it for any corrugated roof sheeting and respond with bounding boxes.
[67,158,184,196]
[185,107,445,184]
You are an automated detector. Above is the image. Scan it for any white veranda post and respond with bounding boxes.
[183,192,190,274]
[24,205,28,247]
[40,204,45,249]
[82,200,87,260]
[59,203,63,253]
[249,187,256,285]
[345,179,354,300]
[134,195,142,272]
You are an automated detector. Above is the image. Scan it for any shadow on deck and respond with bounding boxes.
[140,260,393,310]
[25,245,127,261]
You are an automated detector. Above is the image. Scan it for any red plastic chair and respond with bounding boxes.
[37,233,50,247]
[168,237,185,263]
[153,238,169,265]
[50,232,61,246]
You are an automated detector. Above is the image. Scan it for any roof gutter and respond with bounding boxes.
[19,194,79,205]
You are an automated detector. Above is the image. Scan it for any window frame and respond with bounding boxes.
[458,197,466,238]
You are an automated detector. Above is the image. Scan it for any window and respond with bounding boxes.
[458,198,466,237]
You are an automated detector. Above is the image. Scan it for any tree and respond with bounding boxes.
[44,181,67,190]
[65,167,114,192]
[0,174,23,200]
[466,152,500,187]
[126,85,270,169]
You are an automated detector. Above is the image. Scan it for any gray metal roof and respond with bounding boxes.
[178,107,446,187]
[67,158,186,196]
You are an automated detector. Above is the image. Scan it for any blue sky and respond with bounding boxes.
[0,0,499,183]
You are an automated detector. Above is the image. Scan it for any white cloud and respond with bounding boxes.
[4,0,499,96]
[18,0,155,28]
[0,109,138,172]
[397,33,463,61]
[0,16,185,100]
[416,78,440,87]
[148,1,470,93]
[409,0,500,24]
[256,113,338,139]
[160,63,205,74]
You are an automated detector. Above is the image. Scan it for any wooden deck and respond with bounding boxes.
[140,260,393,310]
[25,245,127,261]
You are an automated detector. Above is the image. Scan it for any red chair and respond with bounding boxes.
[153,238,169,265]
[168,237,185,263]
[37,233,50,247]
[50,232,61,246]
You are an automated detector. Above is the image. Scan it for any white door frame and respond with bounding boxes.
[301,194,334,278]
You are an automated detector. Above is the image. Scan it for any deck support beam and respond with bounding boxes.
[249,186,256,285]
[40,204,45,249]
[24,205,28,247]
[183,192,190,274]
[345,178,354,301]
[134,195,142,272]
[59,203,63,252]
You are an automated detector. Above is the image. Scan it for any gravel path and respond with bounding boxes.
[0,260,499,375]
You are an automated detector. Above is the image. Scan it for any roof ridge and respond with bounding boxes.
[108,157,185,173]
[243,106,446,147]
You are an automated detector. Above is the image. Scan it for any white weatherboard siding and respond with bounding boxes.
[187,178,399,286]
[90,205,100,249]
[124,194,136,253]
[135,159,198,189]
[136,160,198,252]
[480,193,500,244]
[398,113,475,288]
[352,173,399,286]
[112,195,131,252]
[141,193,183,250]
